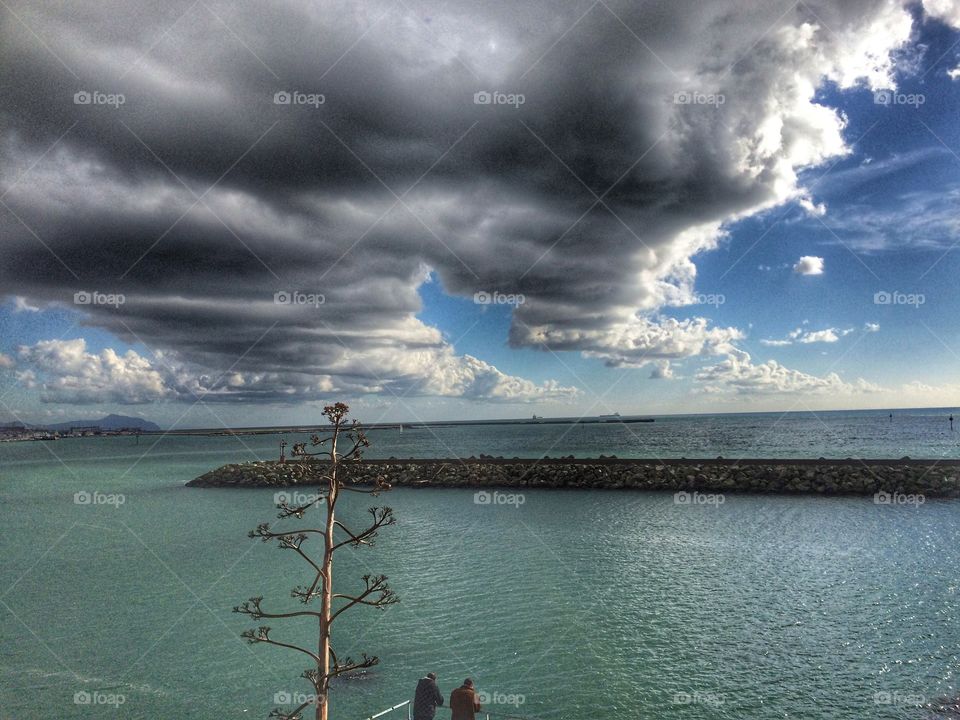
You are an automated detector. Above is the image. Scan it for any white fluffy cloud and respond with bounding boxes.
[649,360,674,380]
[515,316,744,369]
[12,296,40,313]
[420,353,579,402]
[758,339,793,347]
[924,0,960,27]
[793,256,825,275]
[760,326,855,346]
[14,338,578,405]
[16,339,168,404]
[795,327,852,343]
[695,348,882,396]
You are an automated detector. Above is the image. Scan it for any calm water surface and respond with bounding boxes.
[1,417,959,719]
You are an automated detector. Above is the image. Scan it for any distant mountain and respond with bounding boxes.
[0,421,38,430]
[45,414,161,432]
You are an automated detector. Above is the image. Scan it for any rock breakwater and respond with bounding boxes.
[186,458,960,497]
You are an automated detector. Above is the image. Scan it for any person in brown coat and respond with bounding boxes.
[449,678,481,720]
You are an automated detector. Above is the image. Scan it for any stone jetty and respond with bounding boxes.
[186,457,960,497]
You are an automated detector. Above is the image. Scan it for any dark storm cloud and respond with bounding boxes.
[0,0,935,401]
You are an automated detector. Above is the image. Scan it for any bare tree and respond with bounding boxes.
[235,403,398,720]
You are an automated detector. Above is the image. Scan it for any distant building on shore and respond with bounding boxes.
[67,426,102,436]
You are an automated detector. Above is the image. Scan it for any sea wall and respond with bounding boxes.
[187,458,960,497]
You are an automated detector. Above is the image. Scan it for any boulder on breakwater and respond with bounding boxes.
[186,458,960,497]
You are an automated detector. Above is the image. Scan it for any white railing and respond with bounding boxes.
[363,700,534,720]
[364,699,412,720]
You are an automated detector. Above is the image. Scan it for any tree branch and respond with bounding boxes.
[233,597,323,620]
[328,653,379,679]
[329,574,398,623]
[240,627,321,664]
[268,697,314,720]
[276,485,332,520]
[331,507,395,552]
[249,524,327,542]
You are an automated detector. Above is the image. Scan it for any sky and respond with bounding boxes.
[3,0,960,428]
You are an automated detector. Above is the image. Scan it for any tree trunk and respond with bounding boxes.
[318,501,333,720]
[317,438,338,720]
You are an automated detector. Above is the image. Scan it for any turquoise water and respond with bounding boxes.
[1,421,959,719]
[362,409,960,460]
[7,409,960,463]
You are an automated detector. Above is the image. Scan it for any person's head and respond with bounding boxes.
[463,678,474,688]
[426,672,437,681]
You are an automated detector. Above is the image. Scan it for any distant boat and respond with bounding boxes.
[599,412,621,422]
[531,414,544,422]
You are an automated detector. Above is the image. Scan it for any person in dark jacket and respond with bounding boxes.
[450,678,481,720]
[413,672,444,720]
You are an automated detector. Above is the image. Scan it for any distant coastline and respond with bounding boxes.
[138,415,656,437]
[0,415,656,441]
[6,406,960,442]
[0,413,160,442]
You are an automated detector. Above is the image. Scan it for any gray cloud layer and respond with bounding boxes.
[0,0,946,403]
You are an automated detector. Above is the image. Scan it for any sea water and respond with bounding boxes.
[1,412,959,719]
